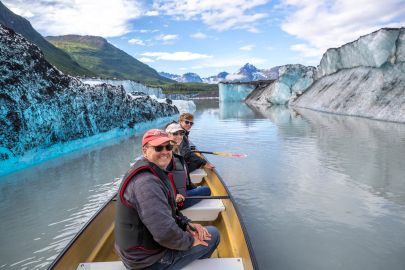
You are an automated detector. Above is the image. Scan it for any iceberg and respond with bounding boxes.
[171,100,196,113]
[0,25,178,175]
[316,28,402,79]
[291,28,405,123]
[219,82,255,102]
[81,79,196,112]
[81,78,166,98]
[245,64,315,106]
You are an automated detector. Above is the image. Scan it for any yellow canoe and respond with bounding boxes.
[48,164,257,270]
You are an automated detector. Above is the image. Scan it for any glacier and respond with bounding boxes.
[81,78,196,113]
[291,28,405,123]
[245,64,316,106]
[0,25,179,175]
[219,82,256,102]
[81,78,166,98]
[243,27,405,123]
[315,28,403,79]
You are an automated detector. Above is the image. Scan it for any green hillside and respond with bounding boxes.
[46,35,174,85]
[0,2,94,76]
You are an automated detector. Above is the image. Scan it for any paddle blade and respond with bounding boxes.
[212,152,247,158]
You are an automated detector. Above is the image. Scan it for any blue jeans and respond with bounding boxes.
[146,226,220,270]
[183,186,211,209]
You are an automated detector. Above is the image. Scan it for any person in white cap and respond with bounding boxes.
[166,123,211,209]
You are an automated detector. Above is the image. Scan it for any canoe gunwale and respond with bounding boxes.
[204,162,259,270]
[48,153,259,270]
[47,194,117,269]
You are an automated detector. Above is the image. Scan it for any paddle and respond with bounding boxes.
[184,195,230,200]
[193,150,247,158]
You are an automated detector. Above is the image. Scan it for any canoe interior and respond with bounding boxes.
[49,167,255,270]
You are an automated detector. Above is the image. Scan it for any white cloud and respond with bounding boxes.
[152,0,270,32]
[239,44,255,51]
[139,57,154,63]
[134,29,158,33]
[191,57,267,69]
[141,51,212,61]
[280,0,405,58]
[3,0,143,37]
[155,34,179,41]
[155,34,179,44]
[145,10,159,16]
[128,38,146,46]
[190,32,208,39]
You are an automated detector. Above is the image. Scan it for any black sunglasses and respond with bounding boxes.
[184,120,194,126]
[150,144,174,152]
[172,131,185,136]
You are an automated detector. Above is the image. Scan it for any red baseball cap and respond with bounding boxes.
[142,129,171,146]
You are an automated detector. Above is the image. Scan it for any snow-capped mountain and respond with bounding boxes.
[203,72,229,84]
[159,72,181,81]
[159,72,203,83]
[180,73,203,82]
[230,63,279,82]
[160,63,278,84]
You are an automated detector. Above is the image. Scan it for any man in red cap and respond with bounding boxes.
[115,129,220,269]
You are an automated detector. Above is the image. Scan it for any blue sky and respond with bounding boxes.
[4,0,405,77]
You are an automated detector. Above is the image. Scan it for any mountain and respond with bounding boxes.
[159,71,181,81]
[160,63,278,84]
[46,35,173,85]
[203,71,229,84]
[159,72,202,83]
[0,1,93,76]
[233,63,279,81]
[180,73,202,82]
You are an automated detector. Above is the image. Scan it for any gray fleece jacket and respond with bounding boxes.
[115,170,194,269]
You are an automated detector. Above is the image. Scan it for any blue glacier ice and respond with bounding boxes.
[245,64,315,105]
[81,79,196,113]
[0,25,179,175]
[292,28,405,123]
[81,78,166,98]
[218,82,256,102]
[316,28,403,79]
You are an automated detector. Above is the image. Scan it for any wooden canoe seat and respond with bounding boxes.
[189,169,207,184]
[76,258,244,270]
[180,199,225,221]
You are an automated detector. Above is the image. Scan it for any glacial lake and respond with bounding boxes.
[1,99,405,270]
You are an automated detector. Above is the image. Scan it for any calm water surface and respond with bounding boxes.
[1,100,405,269]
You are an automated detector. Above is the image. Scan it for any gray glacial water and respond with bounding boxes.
[0,99,404,270]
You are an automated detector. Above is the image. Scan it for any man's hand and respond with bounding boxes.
[187,223,211,241]
[175,194,185,203]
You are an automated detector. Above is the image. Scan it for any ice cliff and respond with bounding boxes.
[0,25,178,161]
[219,82,256,102]
[81,78,196,113]
[291,28,405,123]
[245,64,315,105]
[81,78,165,98]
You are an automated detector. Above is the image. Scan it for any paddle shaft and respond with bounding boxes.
[192,150,247,157]
[184,195,229,200]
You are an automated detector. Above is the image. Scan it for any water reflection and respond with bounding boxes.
[219,102,263,119]
[293,107,405,206]
[1,100,405,270]
[0,136,141,269]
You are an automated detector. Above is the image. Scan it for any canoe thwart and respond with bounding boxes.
[77,258,244,270]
